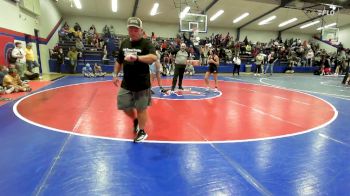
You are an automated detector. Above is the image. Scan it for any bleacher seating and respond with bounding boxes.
[49,29,320,74]
[50,33,122,73]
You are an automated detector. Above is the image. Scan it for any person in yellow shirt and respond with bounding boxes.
[25,43,40,72]
[2,68,31,92]
[67,47,79,74]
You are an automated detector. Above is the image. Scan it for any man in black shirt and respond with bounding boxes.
[112,17,157,142]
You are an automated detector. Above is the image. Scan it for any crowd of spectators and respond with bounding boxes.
[51,21,350,84]
[52,22,118,74]
[149,30,349,77]
[1,41,41,97]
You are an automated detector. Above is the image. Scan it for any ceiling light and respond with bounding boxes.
[300,20,320,29]
[180,6,190,19]
[317,22,337,30]
[112,0,117,12]
[233,13,249,23]
[258,15,276,25]
[325,22,337,28]
[210,10,224,21]
[150,3,159,16]
[278,18,297,27]
[73,0,82,9]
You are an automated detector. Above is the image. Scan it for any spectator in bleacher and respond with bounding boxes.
[161,40,167,52]
[89,25,96,34]
[251,44,260,58]
[24,68,39,80]
[320,55,331,75]
[67,47,78,74]
[0,65,8,85]
[25,43,40,72]
[82,30,87,40]
[305,48,314,67]
[11,42,26,79]
[314,52,321,67]
[0,65,15,94]
[264,51,277,75]
[102,44,108,61]
[56,47,65,73]
[74,22,81,32]
[142,30,148,39]
[224,48,233,64]
[232,56,241,76]
[75,38,84,58]
[110,25,115,36]
[2,68,31,92]
[162,50,173,75]
[58,23,70,41]
[73,29,83,40]
[246,43,252,55]
[223,32,230,47]
[91,33,100,49]
[185,62,195,76]
[87,27,94,45]
[234,41,240,56]
[82,63,94,77]
[287,51,298,69]
[103,25,110,37]
[93,63,106,77]
[201,44,209,66]
[254,52,265,76]
[151,32,157,43]
[296,47,304,66]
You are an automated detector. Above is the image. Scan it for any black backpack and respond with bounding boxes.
[8,48,17,64]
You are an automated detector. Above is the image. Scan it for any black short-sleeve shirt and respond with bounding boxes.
[117,38,156,91]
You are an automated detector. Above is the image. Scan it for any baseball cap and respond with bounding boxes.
[127,17,143,29]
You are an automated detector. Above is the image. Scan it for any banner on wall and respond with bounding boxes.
[0,35,15,66]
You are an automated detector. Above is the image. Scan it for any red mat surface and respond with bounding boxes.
[0,81,51,106]
[15,80,336,142]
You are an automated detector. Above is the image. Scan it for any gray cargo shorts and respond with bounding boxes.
[117,88,151,110]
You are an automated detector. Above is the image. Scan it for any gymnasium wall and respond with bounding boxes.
[37,0,62,73]
[240,29,278,42]
[282,32,313,43]
[0,0,39,35]
[0,0,62,73]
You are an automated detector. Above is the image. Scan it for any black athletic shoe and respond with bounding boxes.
[159,87,166,93]
[178,87,184,90]
[133,119,139,133]
[134,130,148,143]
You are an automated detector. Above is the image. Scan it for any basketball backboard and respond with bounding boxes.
[180,13,207,33]
[322,27,339,44]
